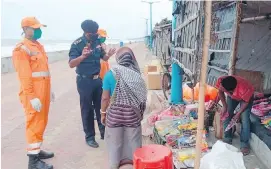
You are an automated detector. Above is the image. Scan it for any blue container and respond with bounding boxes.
[120,41,124,47]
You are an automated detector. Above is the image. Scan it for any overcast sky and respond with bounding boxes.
[1,0,172,40]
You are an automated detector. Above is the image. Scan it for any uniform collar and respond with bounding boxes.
[82,34,89,44]
[23,38,41,46]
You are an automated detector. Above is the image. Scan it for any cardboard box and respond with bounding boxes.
[146,72,162,90]
[144,65,158,76]
[150,59,163,72]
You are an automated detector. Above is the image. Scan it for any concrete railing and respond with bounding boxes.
[1,42,141,74]
[1,50,69,74]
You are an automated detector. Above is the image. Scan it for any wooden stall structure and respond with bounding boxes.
[172,0,271,93]
[172,0,203,85]
[152,20,172,67]
[170,1,271,168]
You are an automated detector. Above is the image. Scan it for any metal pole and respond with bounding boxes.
[146,19,148,36]
[171,0,184,104]
[141,1,160,49]
[194,1,212,169]
[149,3,153,49]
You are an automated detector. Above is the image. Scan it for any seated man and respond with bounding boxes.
[213,75,254,155]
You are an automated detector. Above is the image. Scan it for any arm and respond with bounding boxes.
[102,54,110,61]
[237,91,254,114]
[101,90,110,112]
[237,101,249,114]
[68,44,88,68]
[12,49,36,100]
[101,47,116,61]
[218,90,227,108]
[69,55,85,68]
[101,72,112,112]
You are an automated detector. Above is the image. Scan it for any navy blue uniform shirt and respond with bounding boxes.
[69,35,106,76]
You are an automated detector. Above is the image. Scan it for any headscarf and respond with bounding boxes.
[115,47,140,73]
[109,47,147,118]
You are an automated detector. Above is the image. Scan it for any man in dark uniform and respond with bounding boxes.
[69,20,116,148]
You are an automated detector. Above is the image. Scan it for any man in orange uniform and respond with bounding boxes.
[92,29,110,121]
[98,29,110,79]
[12,17,54,169]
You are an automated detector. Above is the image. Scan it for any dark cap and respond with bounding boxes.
[81,20,99,33]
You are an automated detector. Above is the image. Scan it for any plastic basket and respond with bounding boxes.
[153,126,166,145]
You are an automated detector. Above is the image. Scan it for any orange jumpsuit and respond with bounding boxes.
[12,38,51,154]
[100,60,109,80]
[99,43,109,80]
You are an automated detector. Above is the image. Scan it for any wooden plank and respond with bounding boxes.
[207,65,228,74]
[209,49,231,53]
[215,29,232,34]
[174,14,199,32]
[174,47,196,55]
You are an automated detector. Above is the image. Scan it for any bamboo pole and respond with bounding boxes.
[194,1,212,169]
[229,2,241,75]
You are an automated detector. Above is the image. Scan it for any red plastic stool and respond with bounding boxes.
[133,144,173,169]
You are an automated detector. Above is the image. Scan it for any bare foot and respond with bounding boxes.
[240,147,250,156]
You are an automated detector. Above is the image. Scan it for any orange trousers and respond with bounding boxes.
[19,77,51,154]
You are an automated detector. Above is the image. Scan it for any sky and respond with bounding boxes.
[1,0,172,41]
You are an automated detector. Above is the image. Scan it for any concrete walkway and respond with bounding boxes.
[1,43,149,169]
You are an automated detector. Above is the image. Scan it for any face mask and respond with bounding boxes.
[33,28,42,40]
[99,37,106,43]
[90,33,98,41]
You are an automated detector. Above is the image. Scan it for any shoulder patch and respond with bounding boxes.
[73,38,83,45]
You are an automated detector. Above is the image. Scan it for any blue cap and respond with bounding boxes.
[81,20,99,33]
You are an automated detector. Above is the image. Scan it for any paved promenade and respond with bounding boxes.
[1,43,149,169]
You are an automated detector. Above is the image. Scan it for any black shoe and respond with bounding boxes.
[38,150,54,159]
[28,155,53,169]
[86,140,99,148]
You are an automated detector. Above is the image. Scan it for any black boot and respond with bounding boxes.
[38,150,54,159]
[28,155,53,169]
[86,139,99,148]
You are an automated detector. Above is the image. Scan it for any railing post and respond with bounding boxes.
[171,0,184,104]
[149,3,153,50]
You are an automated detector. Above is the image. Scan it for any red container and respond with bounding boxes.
[133,144,173,169]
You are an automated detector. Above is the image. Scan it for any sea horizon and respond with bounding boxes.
[1,38,141,58]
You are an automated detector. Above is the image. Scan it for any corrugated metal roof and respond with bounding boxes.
[236,21,271,72]
[235,17,271,93]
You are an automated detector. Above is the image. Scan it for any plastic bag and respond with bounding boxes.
[200,140,246,169]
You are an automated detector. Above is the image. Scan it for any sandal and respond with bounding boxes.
[240,147,250,156]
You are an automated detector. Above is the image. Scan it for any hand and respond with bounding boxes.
[30,98,42,112]
[50,92,55,102]
[101,114,106,126]
[107,48,116,57]
[221,106,227,115]
[101,43,106,50]
[81,47,91,59]
[206,100,215,110]
[232,112,241,122]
